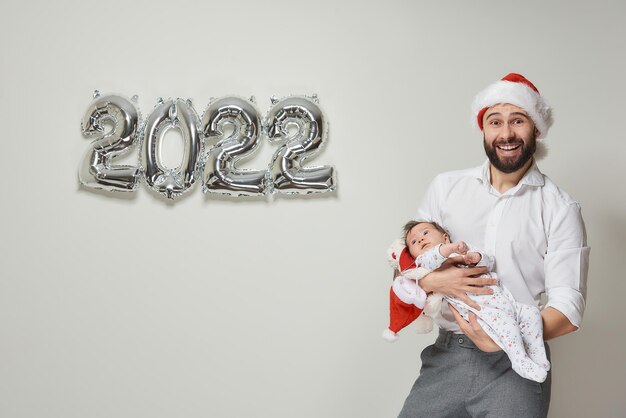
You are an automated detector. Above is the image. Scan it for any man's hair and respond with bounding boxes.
[403,220,448,245]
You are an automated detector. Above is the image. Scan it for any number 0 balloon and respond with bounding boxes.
[141,98,202,199]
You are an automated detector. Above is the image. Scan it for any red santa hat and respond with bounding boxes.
[471,73,553,139]
[383,288,424,342]
[383,242,424,342]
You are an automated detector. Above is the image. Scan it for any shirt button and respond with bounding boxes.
[458,337,464,344]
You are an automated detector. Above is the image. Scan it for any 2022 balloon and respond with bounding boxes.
[79,92,336,199]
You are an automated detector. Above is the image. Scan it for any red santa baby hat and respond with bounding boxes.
[471,73,553,139]
[383,242,423,342]
[383,287,424,341]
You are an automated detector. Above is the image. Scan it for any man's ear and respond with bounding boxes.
[444,234,450,243]
[535,127,541,137]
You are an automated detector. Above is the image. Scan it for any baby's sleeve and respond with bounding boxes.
[415,244,447,270]
[476,251,495,270]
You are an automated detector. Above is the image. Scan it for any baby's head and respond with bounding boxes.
[403,220,450,259]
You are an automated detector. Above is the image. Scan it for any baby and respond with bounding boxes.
[383,220,551,383]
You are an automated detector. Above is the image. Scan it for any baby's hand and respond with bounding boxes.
[463,251,482,265]
[451,241,468,255]
[439,241,469,257]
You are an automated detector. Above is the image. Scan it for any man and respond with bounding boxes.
[398,73,590,418]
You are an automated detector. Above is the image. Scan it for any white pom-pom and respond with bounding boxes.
[382,328,399,342]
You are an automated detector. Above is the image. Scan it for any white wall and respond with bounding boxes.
[1,1,625,417]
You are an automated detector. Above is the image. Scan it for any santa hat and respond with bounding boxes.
[384,241,425,342]
[472,73,553,139]
[382,288,424,342]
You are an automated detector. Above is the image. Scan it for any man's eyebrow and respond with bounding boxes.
[485,111,529,120]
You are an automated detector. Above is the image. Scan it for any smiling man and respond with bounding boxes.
[397,74,590,418]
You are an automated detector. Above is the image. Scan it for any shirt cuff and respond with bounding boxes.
[544,286,586,328]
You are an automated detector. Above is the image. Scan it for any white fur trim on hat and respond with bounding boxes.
[472,78,553,139]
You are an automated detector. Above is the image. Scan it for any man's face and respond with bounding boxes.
[482,103,538,174]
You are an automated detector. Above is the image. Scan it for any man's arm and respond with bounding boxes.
[541,307,578,340]
[418,258,495,310]
[448,305,579,353]
[542,203,590,333]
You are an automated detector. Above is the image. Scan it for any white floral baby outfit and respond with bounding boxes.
[417,244,551,383]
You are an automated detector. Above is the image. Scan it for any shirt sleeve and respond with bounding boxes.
[544,202,590,328]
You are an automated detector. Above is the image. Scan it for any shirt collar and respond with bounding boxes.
[473,159,545,188]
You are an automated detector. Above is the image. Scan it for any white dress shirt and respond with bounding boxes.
[416,160,590,332]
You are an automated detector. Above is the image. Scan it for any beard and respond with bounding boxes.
[483,133,537,174]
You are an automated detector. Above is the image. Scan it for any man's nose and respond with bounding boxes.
[500,123,514,139]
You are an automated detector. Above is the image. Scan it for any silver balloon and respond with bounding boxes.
[201,97,268,196]
[266,96,335,194]
[79,93,141,192]
[141,99,202,199]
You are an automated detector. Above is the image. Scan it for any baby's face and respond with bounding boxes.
[406,223,449,259]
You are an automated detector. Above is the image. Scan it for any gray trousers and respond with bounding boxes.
[398,329,551,418]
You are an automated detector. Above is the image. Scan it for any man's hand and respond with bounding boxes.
[418,257,496,310]
[449,305,501,352]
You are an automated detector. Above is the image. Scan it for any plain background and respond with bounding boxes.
[1,1,625,417]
